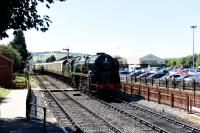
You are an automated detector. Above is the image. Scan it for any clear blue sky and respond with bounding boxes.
[1,0,200,63]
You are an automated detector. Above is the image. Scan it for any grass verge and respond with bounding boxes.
[0,86,10,103]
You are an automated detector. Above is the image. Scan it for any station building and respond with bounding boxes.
[139,54,165,67]
[0,54,13,86]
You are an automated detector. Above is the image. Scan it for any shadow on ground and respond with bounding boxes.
[0,117,64,133]
[116,90,145,102]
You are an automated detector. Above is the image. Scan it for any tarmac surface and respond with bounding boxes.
[0,89,65,133]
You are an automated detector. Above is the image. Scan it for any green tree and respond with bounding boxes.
[8,30,31,62]
[196,54,200,67]
[46,55,56,62]
[0,45,21,72]
[0,0,66,39]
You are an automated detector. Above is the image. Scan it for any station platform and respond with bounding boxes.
[0,89,64,133]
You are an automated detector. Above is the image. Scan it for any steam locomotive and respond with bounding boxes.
[33,53,120,96]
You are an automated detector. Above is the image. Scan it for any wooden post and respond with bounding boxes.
[43,107,46,127]
[138,85,140,95]
[190,98,192,114]
[165,78,168,88]
[145,76,147,85]
[186,95,189,113]
[147,84,150,101]
[131,85,133,96]
[173,78,176,89]
[26,84,32,120]
[182,79,185,90]
[124,84,126,94]
[171,93,174,107]
[158,91,160,104]
[134,76,136,83]
[131,76,133,83]
[193,79,196,108]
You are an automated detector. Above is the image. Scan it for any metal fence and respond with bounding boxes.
[120,75,200,91]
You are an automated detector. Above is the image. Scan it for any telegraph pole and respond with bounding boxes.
[190,25,197,69]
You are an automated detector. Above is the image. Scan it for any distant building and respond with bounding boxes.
[0,54,13,86]
[139,54,165,66]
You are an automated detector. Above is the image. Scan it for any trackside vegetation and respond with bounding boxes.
[165,53,200,67]
[0,86,10,103]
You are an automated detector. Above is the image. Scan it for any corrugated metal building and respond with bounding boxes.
[140,54,165,66]
[0,54,13,86]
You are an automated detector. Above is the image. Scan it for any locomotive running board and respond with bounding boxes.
[39,89,79,92]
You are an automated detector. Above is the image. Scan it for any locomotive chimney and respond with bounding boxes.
[96,52,105,55]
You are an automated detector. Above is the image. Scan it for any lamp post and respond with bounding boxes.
[190,25,197,69]
[63,48,69,61]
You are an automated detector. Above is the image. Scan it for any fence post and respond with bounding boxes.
[145,76,147,85]
[134,76,136,83]
[186,95,189,113]
[131,76,133,83]
[157,91,160,104]
[43,107,46,127]
[124,84,126,94]
[190,98,192,114]
[173,78,176,89]
[170,93,174,107]
[165,78,168,88]
[193,79,196,107]
[182,79,185,90]
[131,85,133,96]
[26,84,32,120]
[138,85,141,95]
[147,84,150,101]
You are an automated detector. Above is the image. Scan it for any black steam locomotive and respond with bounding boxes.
[33,53,120,95]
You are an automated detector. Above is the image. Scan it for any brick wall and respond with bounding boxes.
[0,54,13,86]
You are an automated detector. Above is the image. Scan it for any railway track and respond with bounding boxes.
[93,96,200,133]
[35,74,200,133]
[35,74,123,133]
[43,75,166,132]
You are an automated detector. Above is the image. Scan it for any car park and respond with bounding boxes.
[128,71,144,77]
[137,72,153,78]
[148,73,166,79]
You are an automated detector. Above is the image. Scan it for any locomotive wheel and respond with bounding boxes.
[78,79,84,91]
[82,79,89,93]
[71,76,76,88]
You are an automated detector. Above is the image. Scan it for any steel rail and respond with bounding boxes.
[45,77,124,133]
[94,97,169,133]
[119,98,200,133]
[35,74,83,132]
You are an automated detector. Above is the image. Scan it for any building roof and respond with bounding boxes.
[140,54,164,61]
[0,53,13,63]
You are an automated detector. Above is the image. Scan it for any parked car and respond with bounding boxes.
[148,73,166,79]
[137,72,153,78]
[176,75,192,80]
[119,71,130,75]
[128,71,144,77]
[184,74,200,82]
